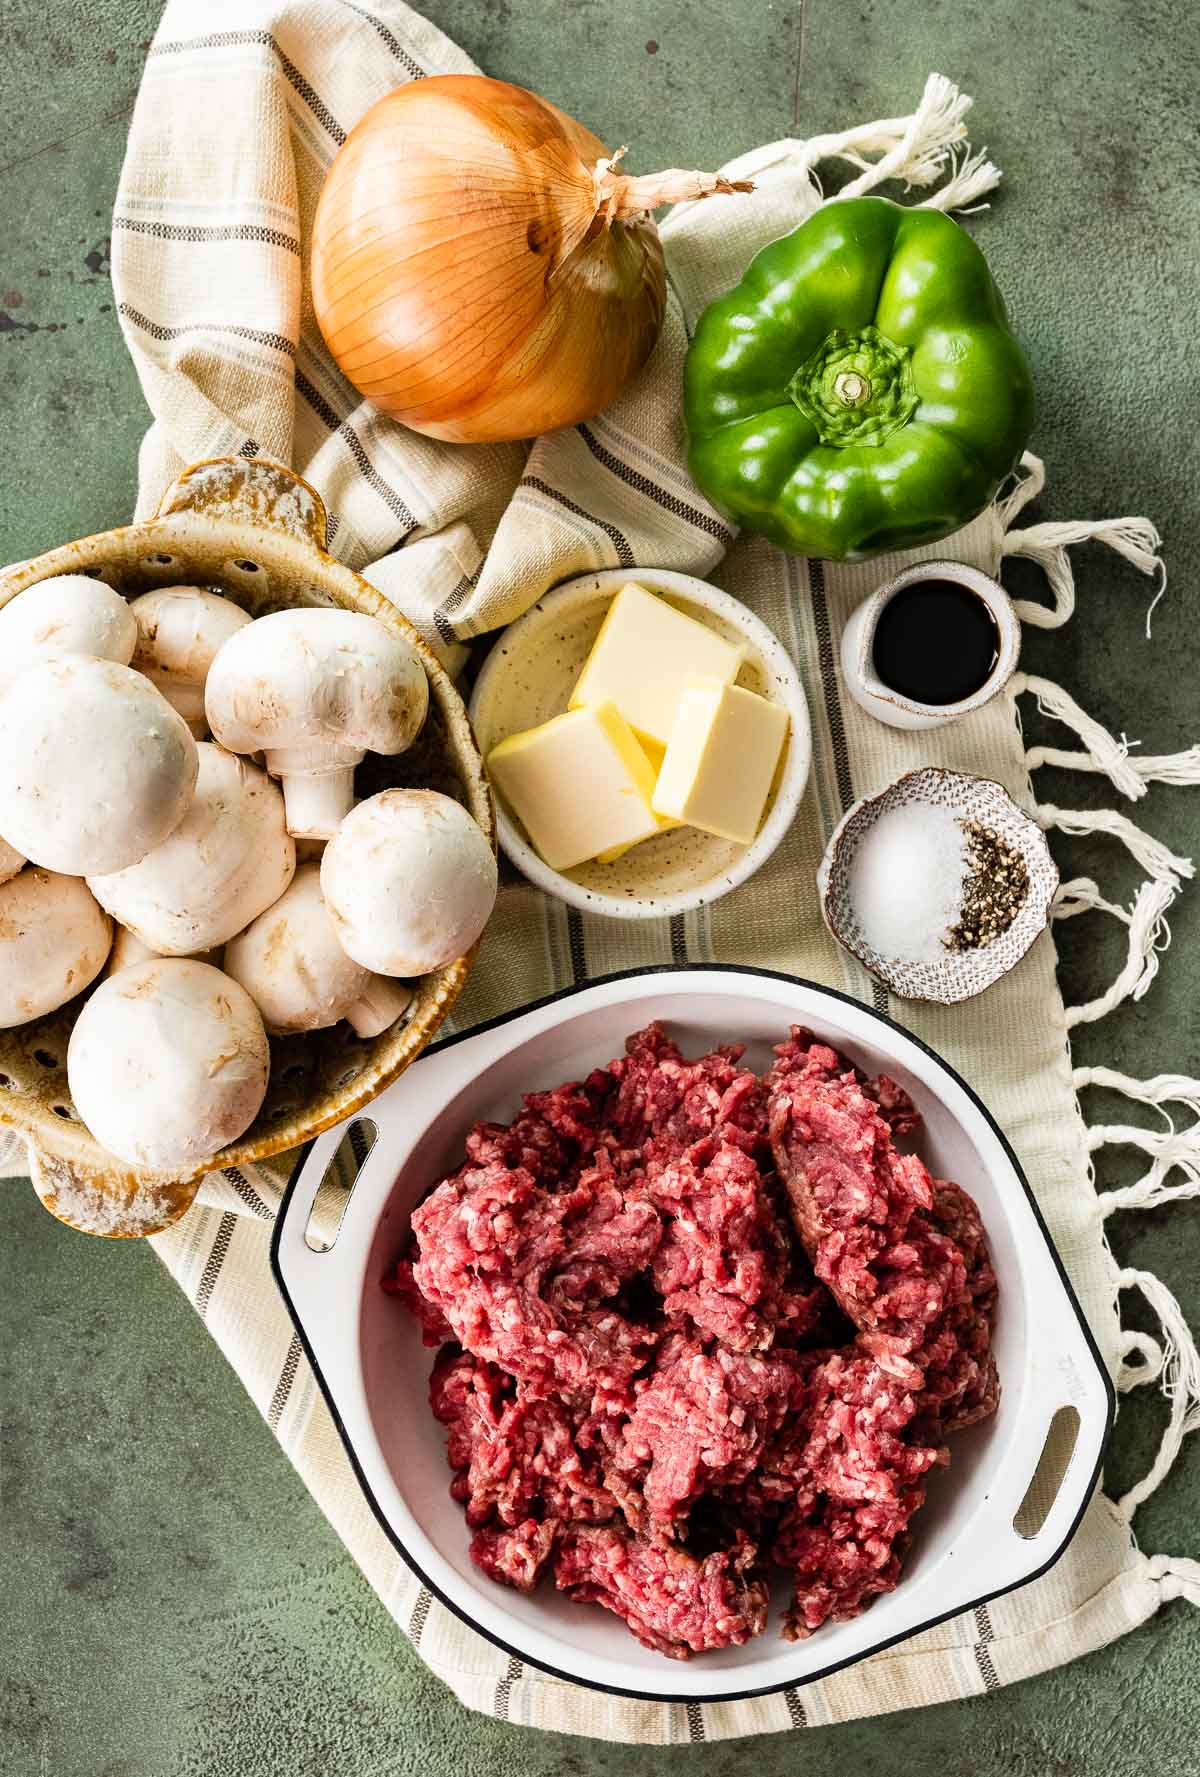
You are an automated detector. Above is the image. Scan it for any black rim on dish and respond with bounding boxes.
[269,962,1116,1706]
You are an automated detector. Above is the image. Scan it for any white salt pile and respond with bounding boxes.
[848,803,967,962]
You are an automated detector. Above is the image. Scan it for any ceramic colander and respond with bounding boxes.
[0,456,493,1239]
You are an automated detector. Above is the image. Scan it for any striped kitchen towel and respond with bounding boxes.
[17,0,1200,1745]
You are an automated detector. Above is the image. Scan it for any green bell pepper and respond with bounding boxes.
[683,197,1034,562]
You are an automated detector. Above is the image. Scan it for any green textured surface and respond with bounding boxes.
[1,3,1198,1774]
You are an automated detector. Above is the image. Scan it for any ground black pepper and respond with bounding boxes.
[944,820,1029,951]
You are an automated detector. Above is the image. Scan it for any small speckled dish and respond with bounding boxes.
[469,569,811,919]
[818,767,1059,1003]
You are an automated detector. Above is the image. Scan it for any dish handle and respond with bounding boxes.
[155,456,331,555]
[272,1021,515,1305]
[26,1143,200,1238]
[956,1284,1114,1602]
[272,1120,376,1293]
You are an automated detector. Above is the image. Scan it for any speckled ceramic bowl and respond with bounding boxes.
[818,767,1059,1003]
[468,569,811,919]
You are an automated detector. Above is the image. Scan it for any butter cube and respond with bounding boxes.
[487,702,660,872]
[594,740,683,863]
[652,677,789,846]
[568,582,745,748]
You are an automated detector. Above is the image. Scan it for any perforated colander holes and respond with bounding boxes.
[31,1045,73,1115]
[221,557,271,598]
[141,553,178,571]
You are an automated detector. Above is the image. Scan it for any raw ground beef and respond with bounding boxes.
[556,1524,769,1657]
[767,1351,946,1637]
[386,1022,1000,1657]
[768,1033,1001,1435]
[614,1335,797,1528]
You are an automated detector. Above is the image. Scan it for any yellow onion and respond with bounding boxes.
[311,75,751,444]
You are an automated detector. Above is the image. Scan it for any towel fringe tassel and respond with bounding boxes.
[997,449,1166,634]
[1036,805,1189,1025]
[1091,1115,1200,1216]
[1003,518,1165,632]
[1074,1066,1200,1108]
[1115,1269,1200,1518]
[1039,804,1194,889]
[1051,876,1129,924]
[995,450,1044,527]
[1117,1327,1166,1393]
[1072,1060,1200,1232]
[1147,1553,1200,1606]
[1058,878,1175,1027]
[1018,673,1200,796]
[916,144,1001,213]
[805,73,1001,207]
[997,456,1200,1556]
[1026,742,1200,787]
[1016,677,1199,794]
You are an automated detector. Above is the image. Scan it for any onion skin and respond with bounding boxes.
[312,77,726,444]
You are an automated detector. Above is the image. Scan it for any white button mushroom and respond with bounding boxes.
[0,835,25,886]
[0,867,113,1028]
[204,608,429,839]
[224,863,413,1037]
[0,656,198,876]
[129,587,252,739]
[320,790,497,977]
[0,573,137,696]
[100,923,223,981]
[87,743,295,956]
[103,924,161,977]
[67,959,270,1172]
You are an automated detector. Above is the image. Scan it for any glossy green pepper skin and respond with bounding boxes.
[683,197,1034,562]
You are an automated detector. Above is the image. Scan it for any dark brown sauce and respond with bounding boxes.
[871,579,999,706]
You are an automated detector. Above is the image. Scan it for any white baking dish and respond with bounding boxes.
[271,966,1114,1704]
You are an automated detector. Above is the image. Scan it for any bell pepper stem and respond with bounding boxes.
[834,371,871,406]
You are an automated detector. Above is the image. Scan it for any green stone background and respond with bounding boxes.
[1,3,1197,1773]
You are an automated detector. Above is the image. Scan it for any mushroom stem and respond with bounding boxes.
[346,977,414,1039]
[204,609,429,841]
[266,748,358,840]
